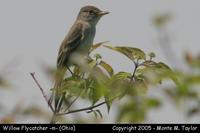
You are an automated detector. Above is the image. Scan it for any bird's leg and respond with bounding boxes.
[66,65,80,78]
[66,66,74,76]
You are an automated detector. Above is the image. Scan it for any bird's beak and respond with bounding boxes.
[98,11,109,16]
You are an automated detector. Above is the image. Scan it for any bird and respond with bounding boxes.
[52,5,109,113]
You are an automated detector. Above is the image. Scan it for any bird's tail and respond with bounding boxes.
[53,67,66,113]
[49,67,66,124]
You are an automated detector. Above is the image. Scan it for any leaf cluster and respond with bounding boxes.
[52,43,175,123]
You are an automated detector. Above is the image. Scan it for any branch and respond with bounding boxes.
[58,95,119,115]
[30,72,54,112]
[63,90,82,112]
[130,60,138,81]
[58,101,106,115]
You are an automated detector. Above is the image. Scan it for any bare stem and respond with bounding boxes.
[58,95,119,115]
[130,61,138,81]
[58,101,106,115]
[30,72,54,112]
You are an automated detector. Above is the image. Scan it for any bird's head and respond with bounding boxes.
[77,5,109,25]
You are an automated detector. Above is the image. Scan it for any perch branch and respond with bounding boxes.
[58,95,119,115]
[30,72,54,112]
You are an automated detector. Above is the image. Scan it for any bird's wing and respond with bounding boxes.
[57,22,85,67]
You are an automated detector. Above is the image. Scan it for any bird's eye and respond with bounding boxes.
[89,10,95,15]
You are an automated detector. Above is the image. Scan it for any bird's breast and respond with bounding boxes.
[69,27,95,67]
[76,27,95,54]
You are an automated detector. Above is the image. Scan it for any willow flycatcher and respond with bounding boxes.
[53,5,109,113]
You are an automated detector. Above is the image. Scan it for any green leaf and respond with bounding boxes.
[87,68,109,104]
[104,45,146,61]
[117,99,145,123]
[156,62,171,70]
[93,111,98,118]
[185,75,200,84]
[128,47,146,60]
[148,52,156,59]
[89,83,103,104]
[111,72,131,81]
[96,109,103,118]
[137,61,177,85]
[88,110,103,119]
[90,41,109,53]
[90,66,109,83]
[104,96,112,113]
[88,59,97,69]
[117,96,162,123]
[141,60,157,67]
[129,81,148,95]
[153,13,172,27]
[99,61,114,76]
[102,73,132,111]
[146,98,161,108]
[106,101,111,113]
[93,53,102,60]
[60,78,86,96]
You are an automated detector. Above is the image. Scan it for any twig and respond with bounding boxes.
[30,72,54,112]
[130,60,138,81]
[58,95,119,115]
[63,90,83,112]
[58,101,106,115]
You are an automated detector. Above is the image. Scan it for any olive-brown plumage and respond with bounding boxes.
[52,5,109,117]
